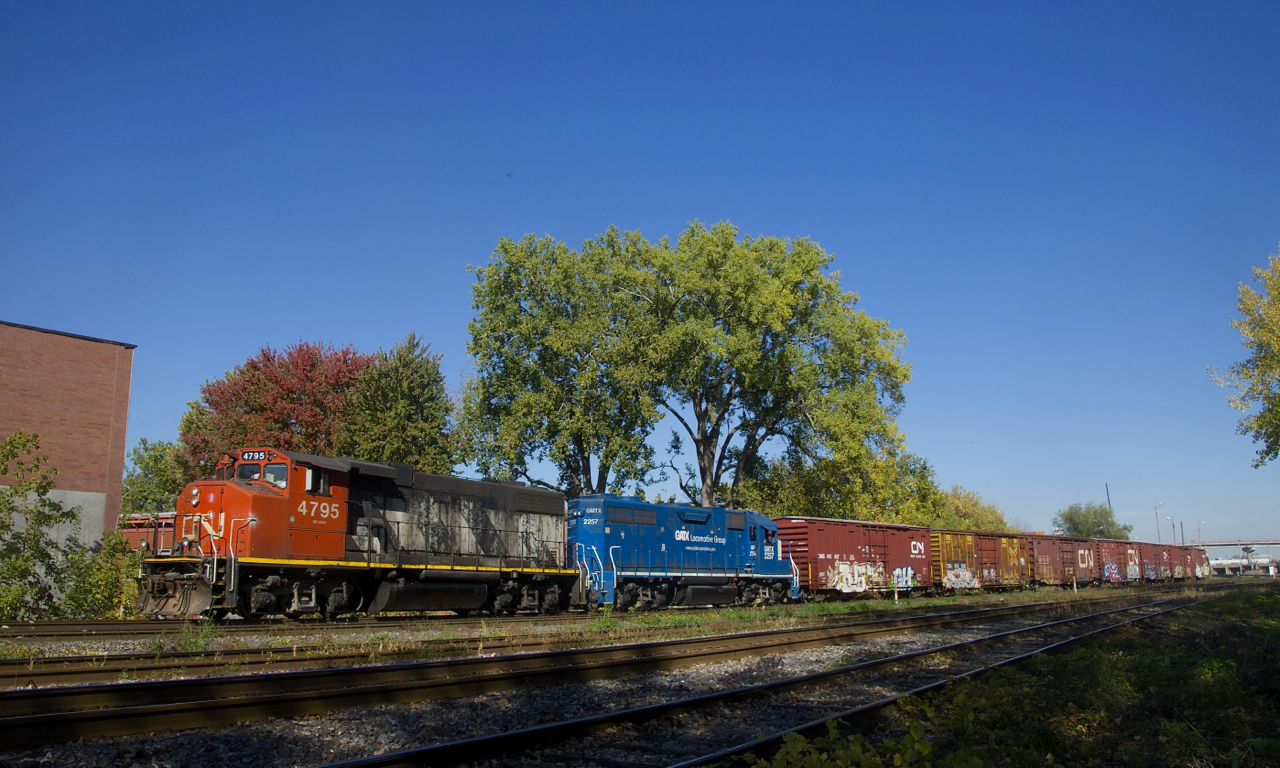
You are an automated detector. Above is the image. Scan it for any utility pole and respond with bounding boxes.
[1167,516,1175,544]
[1180,521,1185,544]
[1154,502,1163,543]
[1105,483,1113,512]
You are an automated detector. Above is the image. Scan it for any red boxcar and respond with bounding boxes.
[1169,546,1206,579]
[1094,539,1142,583]
[775,518,933,595]
[1189,547,1210,578]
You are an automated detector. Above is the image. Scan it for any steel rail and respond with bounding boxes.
[0,588,1187,748]
[0,580,1226,643]
[315,585,1259,768]
[0,611,600,644]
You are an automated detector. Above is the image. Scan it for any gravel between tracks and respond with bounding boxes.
[0,618,1030,768]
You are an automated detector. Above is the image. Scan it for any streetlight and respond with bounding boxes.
[1166,516,1175,544]
[1198,521,1205,542]
[1180,521,1185,544]
[1154,502,1164,543]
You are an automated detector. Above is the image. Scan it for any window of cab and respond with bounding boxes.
[305,467,331,495]
[236,463,262,482]
[263,463,288,489]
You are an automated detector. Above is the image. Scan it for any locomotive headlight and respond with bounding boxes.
[190,487,200,507]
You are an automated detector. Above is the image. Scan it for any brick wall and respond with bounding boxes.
[0,321,134,535]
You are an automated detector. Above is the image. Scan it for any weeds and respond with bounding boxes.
[745,589,1280,767]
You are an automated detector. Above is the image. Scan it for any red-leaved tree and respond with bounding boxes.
[180,341,372,473]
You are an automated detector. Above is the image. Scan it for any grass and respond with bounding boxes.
[739,587,1280,767]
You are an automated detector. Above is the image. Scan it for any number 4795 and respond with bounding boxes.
[298,500,339,518]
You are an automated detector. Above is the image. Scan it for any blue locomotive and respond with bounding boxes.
[566,494,799,610]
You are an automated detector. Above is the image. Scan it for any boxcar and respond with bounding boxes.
[774,518,933,595]
[1094,539,1142,583]
[931,530,1029,589]
[1028,535,1096,586]
[566,494,796,610]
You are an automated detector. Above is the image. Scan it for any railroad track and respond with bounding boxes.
[2,580,1230,644]
[0,582,1230,688]
[309,582,1270,768]
[0,585,1228,749]
[0,611,599,644]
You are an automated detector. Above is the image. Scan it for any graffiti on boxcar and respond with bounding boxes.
[943,561,980,589]
[1103,562,1120,582]
[1144,564,1157,580]
[892,566,917,589]
[826,560,883,593]
[1126,550,1140,580]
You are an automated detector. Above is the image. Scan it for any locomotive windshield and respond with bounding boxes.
[236,463,262,481]
[263,463,288,489]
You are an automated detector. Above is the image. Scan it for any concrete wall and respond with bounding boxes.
[0,321,134,542]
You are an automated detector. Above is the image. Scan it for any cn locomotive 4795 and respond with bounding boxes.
[135,447,581,618]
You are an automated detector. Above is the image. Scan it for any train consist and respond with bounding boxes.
[778,517,1210,598]
[129,447,1209,619]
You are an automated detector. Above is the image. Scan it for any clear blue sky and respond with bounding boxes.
[2,3,1277,541]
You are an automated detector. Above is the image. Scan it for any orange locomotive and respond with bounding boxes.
[135,447,580,619]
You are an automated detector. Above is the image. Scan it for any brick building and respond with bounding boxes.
[0,320,134,544]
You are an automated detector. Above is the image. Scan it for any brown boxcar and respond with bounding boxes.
[1028,535,1097,585]
[774,518,933,595]
[1189,547,1210,578]
[931,530,1029,589]
[1169,546,1205,579]
[1094,539,1141,583]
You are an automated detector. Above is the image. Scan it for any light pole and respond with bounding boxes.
[1154,502,1164,543]
[1166,516,1175,544]
[1180,521,1185,545]
[1198,521,1205,542]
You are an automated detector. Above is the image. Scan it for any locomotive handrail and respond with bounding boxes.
[608,546,620,593]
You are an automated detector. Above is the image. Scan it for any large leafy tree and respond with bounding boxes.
[180,340,372,473]
[631,221,911,507]
[180,336,455,475]
[465,221,913,509]
[1052,501,1133,540]
[463,231,660,496]
[340,332,456,473]
[1211,244,1280,467]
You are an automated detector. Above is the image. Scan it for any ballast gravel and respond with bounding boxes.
[0,625,1004,768]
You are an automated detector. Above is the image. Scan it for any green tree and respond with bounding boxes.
[0,430,81,621]
[120,438,192,520]
[740,451,947,526]
[1052,502,1132,539]
[341,332,456,473]
[631,221,911,507]
[1211,244,1280,467]
[463,231,661,496]
[938,485,1016,533]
